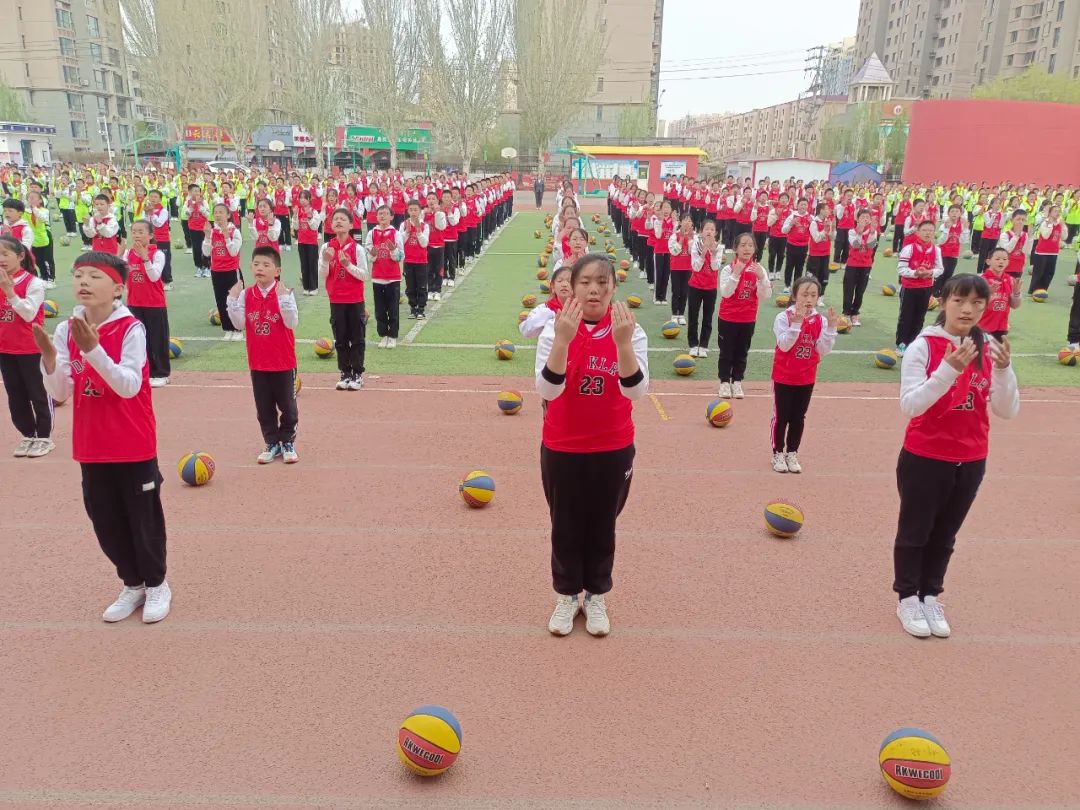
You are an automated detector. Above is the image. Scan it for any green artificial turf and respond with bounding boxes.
[40,211,1080,385]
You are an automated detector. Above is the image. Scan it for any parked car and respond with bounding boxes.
[205,160,250,175]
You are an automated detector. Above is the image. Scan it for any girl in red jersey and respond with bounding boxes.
[805,202,834,302]
[934,204,969,297]
[977,198,1004,270]
[365,205,404,349]
[766,191,791,281]
[203,203,244,341]
[147,190,173,290]
[322,187,340,244]
[424,192,448,302]
[399,200,431,320]
[123,221,170,387]
[651,199,675,309]
[1029,204,1065,294]
[895,220,943,355]
[978,247,1021,342]
[227,247,299,464]
[82,194,121,256]
[248,198,282,253]
[320,208,369,390]
[667,214,694,327]
[687,219,722,359]
[781,198,811,293]
[520,263,572,339]
[552,226,588,273]
[770,275,838,474]
[294,190,324,296]
[893,274,1019,639]
[841,208,877,327]
[535,254,648,637]
[0,236,52,458]
[717,232,771,400]
[750,191,770,263]
[996,209,1029,285]
[35,251,171,623]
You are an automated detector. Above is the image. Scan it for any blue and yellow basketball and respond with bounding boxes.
[178,451,216,486]
[209,308,221,326]
[460,470,495,508]
[539,280,551,294]
[168,337,183,359]
[497,389,523,414]
[314,337,334,358]
[673,353,696,376]
[764,500,803,538]
[661,320,680,339]
[706,398,733,427]
[1031,288,1049,303]
[879,727,951,801]
[495,339,515,360]
[874,348,898,369]
[398,705,462,776]
[882,283,897,297]
[43,299,59,318]
[927,296,939,311]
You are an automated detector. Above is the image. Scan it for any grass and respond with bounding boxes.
[40,211,1080,385]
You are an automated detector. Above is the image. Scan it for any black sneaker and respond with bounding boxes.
[407,312,417,320]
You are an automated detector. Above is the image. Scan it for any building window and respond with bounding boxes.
[109,47,119,64]
[596,77,604,92]
[1049,53,1056,71]
[67,92,84,111]
[87,15,100,37]
[1058,2,1066,21]
[1053,27,1061,46]
[71,120,87,139]
[1074,65,1080,78]
[1014,6,1021,17]
[59,37,76,57]
[63,65,80,83]
[1007,54,1014,65]
[595,105,603,121]
[117,99,128,117]
[114,73,124,93]
[97,96,108,113]
[119,124,131,144]
[24,62,30,78]
[93,69,105,90]
[56,8,74,28]
[90,43,102,62]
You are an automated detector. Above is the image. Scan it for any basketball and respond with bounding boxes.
[536,268,548,280]
[673,353,696,375]
[533,229,542,238]
[398,705,462,777]
[518,310,529,323]
[597,225,607,233]
[313,338,335,358]
[209,308,221,326]
[400,294,407,305]
[619,259,630,270]
[1058,348,1079,366]
[294,374,302,395]
[1068,275,1077,287]
[60,234,72,247]
[706,398,733,427]
[627,295,642,308]
[962,249,974,259]
[537,255,547,268]
[459,470,495,508]
[879,727,951,801]
[927,296,939,311]
[1031,288,1049,302]
[828,261,840,273]
[882,283,897,296]
[874,348,898,369]
[539,280,551,294]
[43,299,59,318]
[497,390,523,414]
[616,269,627,282]
[661,320,680,339]
[543,244,553,255]
[883,247,894,257]
[173,239,185,250]
[521,293,537,308]
[775,294,790,308]
[592,213,601,223]
[178,451,216,486]
[836,315,851,334]
[168,337,183,359]
[589,236,597,245]
[495,339,515,360]
[764,500,803,538]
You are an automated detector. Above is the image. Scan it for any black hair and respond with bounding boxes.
[732,231,756,253]
[791,274,822,298]
[1010,208,1026,220]
[934,273,991,361]
[550,264,572,285]
[187,184,201,192]
[569,227,589,244]
[251,245,282,268]
[814,202,828,217]
[0,235,36,276]
[130,218,152,234]
[569,253,615,286]
[330,206,354,225]
[3,198,25,213]
[74,250,128,284]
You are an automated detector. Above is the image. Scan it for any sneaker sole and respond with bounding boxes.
[586,625,610,637]
[143,607,170,623]
[899,620,932,638]
[548,625,574,636]
[103,606,143,622]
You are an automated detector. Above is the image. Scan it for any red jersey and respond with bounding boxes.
[981,210,1003,240]
[718,259,761,324]
[771,310,825,386]
[653,217,674,255]
[187,201,208,232]
[0,272,43,354]
[979,270,1013,333]
[836,202,856,229]
[670,232,693,272]
[902,241,937,290]
[243,285,296,372]
[272,188,289,216]
[1005,230,1027,275]
[689,247,719,291]
[295,206,319,245]
[542,309,634,453]
[369,227,400,282]
[734,197,753,225]
[786,213,811,247]
[68,314,156,463]
[89,217,119,255]
[896,200,913,226]
[401,220,428,264]
[847,227,876,268]
[769,206,790,238]
[940,219,964,259]
[751,205,770,233]
[903,336,994,462]
[151,204,170,243]
[254,216,280,252]
[209,225,241,272]
[423,209,445,249]
[1035,221,1063,255]
[326,237,365,304]
[808,219,832,257]
[125,246,165,308]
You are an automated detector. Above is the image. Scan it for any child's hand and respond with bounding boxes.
[32,323,56,370]
[0,267,14,297]
[944,337,978,371]
[611,301,636,347]
[321,243,335,261]
[204,221,212,234]
[553,298,583,344]
[825,306,839,330]
[276,281,291,298]
[69,315,100,354]
[989,334,1011,369]
[229,280,243,298]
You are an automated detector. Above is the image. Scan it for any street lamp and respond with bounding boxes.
[655,88,667,139]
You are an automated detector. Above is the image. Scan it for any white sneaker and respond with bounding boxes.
[699,347,708,358]
[718,382,732,398]
[386,338,397,349]
[257,443,281,464]
[584,594,610,636]
[103,585,146,622]
[782,287,791,295]
[653,299,664,305]
[427,292,434,301]
[921,595,951,638]
[149,377,168,388]
[434,292,442,301]
[732,381,745,399]
[897,596,932,638]
[185,247,192,254]
[678,315,687,325]
[284,245,292,252]
[143,581,171,623]
[648,283,654,290]
[335,375,349,390]
[638,269,646,279]
[281,442,299,464]
[784,451,802,473]
[446,279,455,288]
[378,336,388,349]
[347,376,364,391]
[1070,343,1080,351]
[26,438,55,458]
[689,346,700,358]
[13,437,33,457]
[772,452,788,473]
[163,283,174,292]
[548,594,580,636]
[45,280,57,289]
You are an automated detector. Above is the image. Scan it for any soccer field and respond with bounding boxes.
[41,208,1080,386]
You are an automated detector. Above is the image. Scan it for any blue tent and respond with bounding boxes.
[830,161,882,185]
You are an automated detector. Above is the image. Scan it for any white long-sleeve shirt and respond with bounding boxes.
[935,219,970,247]
[519,304,556,338]
[719,261,771,300]
[3,270,45,322]
[899,325,1020,420]
[848,228,878,250]
[122,248,166,282]
[772,308,837,357]
[1035,220,1065,254]
[150,206,170,230]
[395,221,429,251]
[226,281,298,332]
[41,305,146,402]
[690,236,725,272]
[897,243,944,279]
[248,216,281,243]
[534,320,649,401]
[809,217,830,244]
[997,229,1031,256]
[202,223,242,257]
[82,215,120,240]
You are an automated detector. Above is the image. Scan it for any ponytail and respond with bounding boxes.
[0,235,35,276]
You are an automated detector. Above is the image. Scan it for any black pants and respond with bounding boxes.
[155,241,173,284]
[716,319,755,382]
[721,219,735,246]
[970,229,982,253]
[752,231,767,262]
[976,235,996,273]
[784,245,807,287]
[841,266,872,316]
[443,240,458,280]
[1030,254,1058,294]
[686,287,716,349]
[82,458,167,588]
[653,252,670,302]
[128,306,171,379]
[392,213,405,230]
[79,219,92,247]
[892,223,904,253]
[771,381,814,453]
[833,229,849,264]
[251,369,298,446]
[427,245,445,292]
[670,271,690,317]
[893,449,986,600]
[61,208,76,234]
[181,219,192,250]
[192,232,208,273]
[0,352,51,438]
[276,213,292,247]
[1067,223,1079,244]
[690,206,705,230]
[297,243,319,292]
[1068,276,1080,344]
[404,261,428,314]
[806,254,829,294]
[896,286,932,347]
[34,240,54,280]
[541,443,635,596]
[330,301,366,376]
[372,281,401,339]
[767,236,787,276]
[534,189,543,208]
[211,270,240,332]
[934,256,958,297]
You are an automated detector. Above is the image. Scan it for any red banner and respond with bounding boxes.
[183,124,233,145]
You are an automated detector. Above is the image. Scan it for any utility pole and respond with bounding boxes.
[795,44,827,159]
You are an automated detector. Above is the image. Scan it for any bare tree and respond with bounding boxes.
[416,0,511,174]
[512,0,607,174]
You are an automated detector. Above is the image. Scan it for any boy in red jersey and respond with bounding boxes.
[202,203,244,340]
[81,194,121,256]
[895,220,943,354]
[399,200,430,320]
[227,247,299,464]
[364,205,404,349]
[1,199,35,252]
[978,247,1021,341]
[147,190,173,290]
[841,208,878,327]
[320,208,369,390]
[123,221,170,387]
[934,204,968,297]
[34,251,171,623]
[894,274,1019,638]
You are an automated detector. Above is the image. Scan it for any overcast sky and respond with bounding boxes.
[657,0,860,120]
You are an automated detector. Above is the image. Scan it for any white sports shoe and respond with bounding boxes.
[698,347,708,358]
[851,315,861,327]
[143,582,172,623]
[921,595,951,638]
[13,438,33,458]
[446,279,455,288]
[784,452,802,473]
[548,594,580,636]
[584,594,610,636]
[149,377,168,388]
[347,376,364,391]
[718,382,732,398]
[335,375,350,391]
[772,452,788,473]
[386,338,397,349]
[26,438,55,458]
[689,346,700,358]
[427,292,434,301]
[377,336,388,349]
[638,269,646,279]
[103,585,145,622]
[281,442,299,464]
[897,596,931,638]
[732,381,745,399]
[257,443,281,464]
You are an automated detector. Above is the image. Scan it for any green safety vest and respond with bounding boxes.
[22,210,49,248]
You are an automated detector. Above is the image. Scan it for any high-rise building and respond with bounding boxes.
[821,37,859,96]
[0,0,138,157]
[977,0,1080,82]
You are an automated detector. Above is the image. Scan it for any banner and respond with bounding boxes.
[584,159,638,180]
[343,126,433,152]
[659,160,688,178]
[183,124,233,145]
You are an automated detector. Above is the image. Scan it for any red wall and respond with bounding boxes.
[580,153,700,195]
[903,100,1080,186]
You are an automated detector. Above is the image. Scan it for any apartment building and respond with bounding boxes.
[979,0,1080,81]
